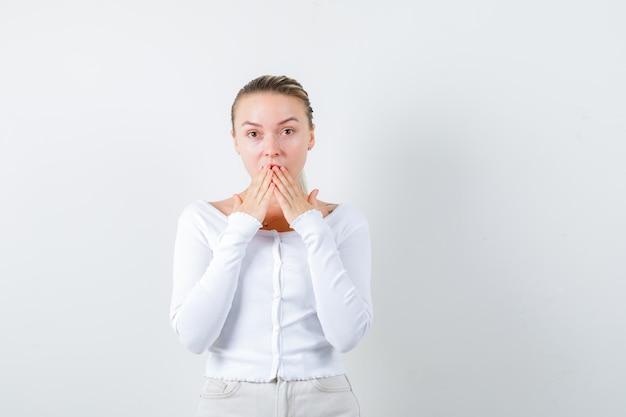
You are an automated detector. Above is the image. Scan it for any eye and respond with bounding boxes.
[247,131,260,139]
[282,128,294,136]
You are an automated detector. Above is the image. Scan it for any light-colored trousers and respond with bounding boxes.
[196,375,361,417]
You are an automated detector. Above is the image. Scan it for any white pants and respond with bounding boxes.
[196,375,361,417]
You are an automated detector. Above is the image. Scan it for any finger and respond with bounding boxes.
[270,169,289,201]
[257,174,275,204]
[272,166,299,200]
[257,168,274,199]
[278,166,299,189]
[260,182,275,207]
[272,176,297,208]
[272,184,289,211]
[251,168,273,199]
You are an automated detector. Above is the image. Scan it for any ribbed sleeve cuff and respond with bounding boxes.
[290,209,323,234]
[227,211,262,238]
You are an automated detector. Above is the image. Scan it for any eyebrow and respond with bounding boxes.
[240,117,300,128]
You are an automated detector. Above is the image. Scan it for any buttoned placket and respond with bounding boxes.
[269,232,283,380]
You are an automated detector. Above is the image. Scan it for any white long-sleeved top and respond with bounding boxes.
[170,200,372,382]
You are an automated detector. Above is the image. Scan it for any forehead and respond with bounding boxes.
[234,93,307,122]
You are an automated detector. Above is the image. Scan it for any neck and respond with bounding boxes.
[264,204,284,218]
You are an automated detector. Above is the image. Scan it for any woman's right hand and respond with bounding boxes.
[232,167,275,223]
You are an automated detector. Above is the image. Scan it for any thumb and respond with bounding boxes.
[232,194,243,211]
[307,189,320,206]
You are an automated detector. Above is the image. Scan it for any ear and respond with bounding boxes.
[231,130,240,154]
[308,124,316,150]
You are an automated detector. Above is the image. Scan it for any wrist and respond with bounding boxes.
[229,211,262,230]
[290,208,321,227]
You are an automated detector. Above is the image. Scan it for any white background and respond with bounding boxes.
[1,1,625,416]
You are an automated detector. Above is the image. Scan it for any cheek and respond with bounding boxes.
[239,149,261,170]
[240,140,264,157]
[288,148,309,170]
[242,140,262,151]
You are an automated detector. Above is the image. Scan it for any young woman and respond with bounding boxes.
[170,75,373,417]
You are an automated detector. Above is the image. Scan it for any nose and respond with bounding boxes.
[264,134,280,157]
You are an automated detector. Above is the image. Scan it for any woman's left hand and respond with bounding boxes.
[271,166,320,224]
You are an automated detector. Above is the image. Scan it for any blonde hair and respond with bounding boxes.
[231,75,314,130]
